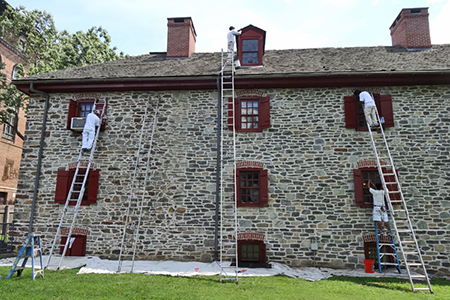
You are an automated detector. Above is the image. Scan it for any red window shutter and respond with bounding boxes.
[379,95,394,128]
[259,169,268,206]
[344,96,358,129]
[235,168,242,207]
[259,96,270,131]
[353,169,364,207]
[259,242,266,264]
[55,170,70,203]
[87,169,100,205]
[228,97,240,130]
[96,101,107,132]
[67,99,78,130]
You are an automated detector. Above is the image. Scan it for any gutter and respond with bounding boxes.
[27,83,50,235]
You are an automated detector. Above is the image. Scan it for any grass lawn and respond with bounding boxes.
[1,266,449,300]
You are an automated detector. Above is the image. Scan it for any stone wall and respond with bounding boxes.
[12,85,450,276]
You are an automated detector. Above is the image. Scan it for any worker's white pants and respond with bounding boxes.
[227,41,234,59]
[82,130,95,149]
[364,105,378,127]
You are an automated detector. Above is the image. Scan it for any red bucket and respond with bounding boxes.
[364,259,374,273]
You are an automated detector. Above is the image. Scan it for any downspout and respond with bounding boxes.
[214,73,222,260]
[27,83,50,235]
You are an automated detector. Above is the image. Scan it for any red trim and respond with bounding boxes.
[14,73,450,95]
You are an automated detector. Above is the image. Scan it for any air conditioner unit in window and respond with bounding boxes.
[71,117,86,131]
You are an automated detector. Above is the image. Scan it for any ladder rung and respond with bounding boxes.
[380,262,399,265]
[404,251,419,255]
[414,288,432,291]
[407,262,423,266]
[397,229,412,232]
[388,191,400,194]
[383,173,395,176]
[401,240,415,244]
[385,182,397,185]
[410,274,427,278]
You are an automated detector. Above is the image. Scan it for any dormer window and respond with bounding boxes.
[242,39,259,64]
[237,25,266,67]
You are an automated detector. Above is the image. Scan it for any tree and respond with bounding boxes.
[0,5,126,135]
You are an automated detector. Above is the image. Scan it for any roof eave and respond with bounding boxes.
[13,71,450,95]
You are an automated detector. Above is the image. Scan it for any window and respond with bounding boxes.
[238,240,267,266]
[2,109,17,141]
[55,168,100,206]
[237,25,265,67]
[344,94,394,130]
[228,96,270,132]
[353,167,399,208]
[242,39,259,64]
[67,99,106,131]
[236,167,268,208]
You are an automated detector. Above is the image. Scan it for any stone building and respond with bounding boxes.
[0,0,27,249]
[10,8,450,276]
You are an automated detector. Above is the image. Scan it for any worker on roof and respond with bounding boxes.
[82,109,101,152]
[227,26,241,62]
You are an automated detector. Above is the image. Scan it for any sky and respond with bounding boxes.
[6,0,450,56]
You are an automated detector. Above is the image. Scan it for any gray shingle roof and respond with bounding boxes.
[13,44,450,83]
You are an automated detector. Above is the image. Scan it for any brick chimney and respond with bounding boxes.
[166,17,196,58]
[390,8,431,49]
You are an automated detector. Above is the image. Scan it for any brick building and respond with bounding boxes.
[0,0,27,246]
[10,8,450,276]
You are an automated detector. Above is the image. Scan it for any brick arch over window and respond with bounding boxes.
[344,93,394,130]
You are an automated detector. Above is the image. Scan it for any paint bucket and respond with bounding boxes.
[364,259,374,273]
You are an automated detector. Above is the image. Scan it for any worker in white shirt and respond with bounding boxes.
[227,26,241,61]
[82,110,101,152]
[368,179,390,234]
[354,90,379,128]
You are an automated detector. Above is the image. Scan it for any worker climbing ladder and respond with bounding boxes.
[6,234,44,280]
[216,49,240,284]
[117,98,159,273]
[45,99,107,270]
[366,98,433,293]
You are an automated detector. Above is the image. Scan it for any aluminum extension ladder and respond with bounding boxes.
[117,98,159,273]
[45,99,106,270]
[216,49,240,284]
[6,234,44,280]
[366,98,433,293]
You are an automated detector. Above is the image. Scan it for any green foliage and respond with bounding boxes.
[0,5,126,76]
[0,5,126,127]
[0,266,449,300]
